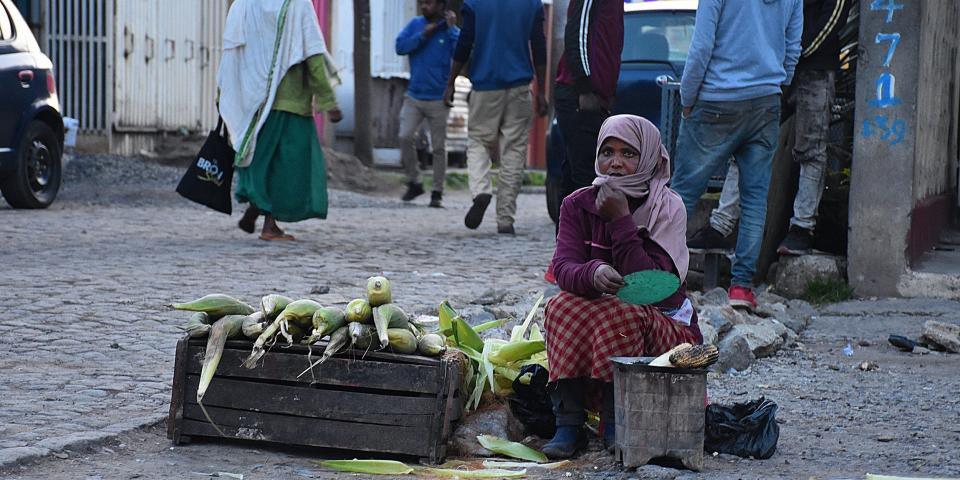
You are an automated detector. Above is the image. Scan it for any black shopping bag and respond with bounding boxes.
[704,397,780,459]
[176,117,235,214]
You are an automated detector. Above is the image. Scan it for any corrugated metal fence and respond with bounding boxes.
[42,0,226,136]
[44,0,111,133]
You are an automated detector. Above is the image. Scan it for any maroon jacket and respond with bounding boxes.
[555,0,624,101]
[551,188,702,343]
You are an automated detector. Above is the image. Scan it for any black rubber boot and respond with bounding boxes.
[601,382,615,452]
[542,379,588,459]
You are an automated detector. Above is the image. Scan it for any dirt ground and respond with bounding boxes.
[3,299,958,480]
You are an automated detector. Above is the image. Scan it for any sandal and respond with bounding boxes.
[259,233,296,242]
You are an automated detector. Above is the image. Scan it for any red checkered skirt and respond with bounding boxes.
[544,291,700,383]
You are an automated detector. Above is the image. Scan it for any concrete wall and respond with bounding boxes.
[849,0,960,297]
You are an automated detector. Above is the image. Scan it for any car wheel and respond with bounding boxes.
[0,120,62,209]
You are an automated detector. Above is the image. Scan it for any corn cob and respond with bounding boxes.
[488,339,545,366]
[260,294,293,320]
[418,333,447,357]
[648,343,693,367]
[346,298,373,323]
[349,322,378,350]
[386,328,418,354]
[242,319,282,369]
[303,307,347,344]
[366,276,393,307]
[169,294,255,317]
[241,311,267,339]
[373,304,410,350]
[179,312,212,338]
[277,300,322,344]
[669,344,719,369]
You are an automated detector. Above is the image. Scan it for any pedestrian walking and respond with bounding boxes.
[396,0,460,208]
[444,0,549,235]
[218,0,342,242]
[554,0,624,204]
[671,0,802,310]
[687,0,852,257]
[542,115,702,458]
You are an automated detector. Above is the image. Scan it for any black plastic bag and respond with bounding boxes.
[176,117,235,214]
[507,365,555,438]
[704,397,779,459]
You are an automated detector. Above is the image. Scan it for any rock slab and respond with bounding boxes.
[920,320,960,353]
[774,254,846,298]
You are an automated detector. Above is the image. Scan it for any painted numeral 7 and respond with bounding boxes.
[876,33,900,67]
[870,0,904,23]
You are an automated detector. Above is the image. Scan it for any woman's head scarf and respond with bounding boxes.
[591,114,689,279]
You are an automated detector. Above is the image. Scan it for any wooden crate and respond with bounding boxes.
[611,357,707,471]
[167,336,463,463]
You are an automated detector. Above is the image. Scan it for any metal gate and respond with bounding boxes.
[43,0,112,133]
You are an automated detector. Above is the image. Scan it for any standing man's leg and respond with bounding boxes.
[670,103,742,219]
[688,159,740,249]
[729,96,781,299]
[555,84,606,201]
[424,100,451,208]
[399,96,427,201]
[465,89,505,229]
[779,70,835,255]
[494,85,534,234]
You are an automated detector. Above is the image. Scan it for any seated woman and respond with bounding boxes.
[542,115,703,459]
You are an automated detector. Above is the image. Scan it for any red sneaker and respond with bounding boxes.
[544,262,557,284]
[728,285,757,311]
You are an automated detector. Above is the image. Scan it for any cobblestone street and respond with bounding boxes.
[0,155,556,467]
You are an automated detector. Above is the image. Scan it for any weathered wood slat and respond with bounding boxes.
[208,338,444,367]
[181,405,434,456]
[185,346,441,394]
[184,375,435,427]
[167,337,189,443]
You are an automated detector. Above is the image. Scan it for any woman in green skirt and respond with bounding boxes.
[218,0,342,241]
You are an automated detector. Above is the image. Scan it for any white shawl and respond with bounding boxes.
[217,0,336,168]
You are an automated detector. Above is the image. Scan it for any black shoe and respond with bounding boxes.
[429,191,443,208]
[777,226,813,256]
[401,182,425,202]
[498,224,515,235]
[687,226,734,250]
[464,193,492,229]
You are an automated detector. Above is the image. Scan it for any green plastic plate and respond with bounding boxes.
[617,270,681,305]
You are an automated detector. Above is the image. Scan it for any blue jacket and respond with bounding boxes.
[454,0,546,92]
[395,17,460,101]
[680,0,803,107]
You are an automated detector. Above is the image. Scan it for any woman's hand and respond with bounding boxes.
[596,188,631,222]
[593,264,625,294]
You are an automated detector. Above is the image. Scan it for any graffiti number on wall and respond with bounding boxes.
[870,0,904,23]
[868,72,902,108]
[862,115,907,146]
[875,33,900,67]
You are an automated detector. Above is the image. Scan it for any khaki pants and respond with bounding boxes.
[467,85,532,228]
[399,95,450,191]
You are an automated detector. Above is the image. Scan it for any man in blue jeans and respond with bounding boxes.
[672,0,802,310]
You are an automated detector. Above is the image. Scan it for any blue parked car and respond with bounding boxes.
[546,0,697,224]
[0,0,63,208]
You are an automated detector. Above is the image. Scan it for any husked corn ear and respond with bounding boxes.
[648,343,692,367]
[669,344,719,369]
[366,276,393,307]
[169,294,255,317]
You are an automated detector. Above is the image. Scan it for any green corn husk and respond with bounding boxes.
[488,340,545,366]
[482,460,571,470]
[241,311,267,339]
[169,294,255,317]
[197,314,246,436]
[418,333,447,357]
[373,304,410,350]
[474,318,508,333]
[452,317,484,352]
[298,326,350,378]
[438,300,458,336]
[349,322,378,350]
[179,312,212,338]
[477,435,547,463]
[303,307,347,344]
[277,299,322,329]
[427,468,527,478]
[366,276,393,307]
[260,294,293,320]
[386,328,418,354]
[316,459,413,475]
